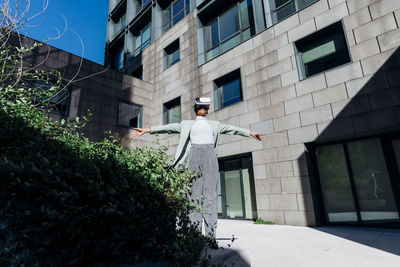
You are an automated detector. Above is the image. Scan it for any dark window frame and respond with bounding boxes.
[113,46,125,70]
[213,69,243,111]
[294,20,351,80]
[163,96,181,124]
[117,101,143,129]
[164,39,180,70]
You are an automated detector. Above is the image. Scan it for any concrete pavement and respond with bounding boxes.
[209,219,400,267]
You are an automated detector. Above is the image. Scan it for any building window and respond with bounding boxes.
[310,136,400,225]
[114,13,126,35]
[204,0,254,62]
[164,39,180,70]
[35,80,70,116]
[136,0,151,11]
[218,154,257,220]
[118,102,142,128]
[214,69,242,110]
[112,46,125,70]
[142,0,151,7]
[294,21,351,80]
[134,24,151,56]
[163,97,181,124]
[132,65,143,80]
[163,0,190,32]
[267,0,317,25]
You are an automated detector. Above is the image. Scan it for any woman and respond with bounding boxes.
[132,97,262,243]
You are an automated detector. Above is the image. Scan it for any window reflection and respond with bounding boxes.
[314,137,400,224]
[118,102,142,128]
[347,139,399,221]
[214,69,242,110]
[316,144,358,222]
[163,97,181,124]
[218,156,257,220]
[163,0,190,32]
[203,0,254,62]
[134,24,151,56]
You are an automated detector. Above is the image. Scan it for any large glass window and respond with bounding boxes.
[294,21,351,80]
[218,155,257,220]
[118,102,142,128]
[163,0,190,32]
[134,24,151,56]
[214,69,243,110]
[204,0,253,62]
[316,144,358,222]
[313,136,400,225]
[164,39,180,70]
[163,97,181,124]
[347,139,399,221]
[268,0,317,25]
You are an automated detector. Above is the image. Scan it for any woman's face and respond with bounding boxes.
[195,107,208,116]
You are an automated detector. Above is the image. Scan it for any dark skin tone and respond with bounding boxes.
[132,107,263,141]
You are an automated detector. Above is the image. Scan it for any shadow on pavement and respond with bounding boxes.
[314,226,400,256]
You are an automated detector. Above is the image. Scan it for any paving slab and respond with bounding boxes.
[212,219,400,267]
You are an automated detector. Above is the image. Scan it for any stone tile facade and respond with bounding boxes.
[22,0,400,226]
[132,0,400,226]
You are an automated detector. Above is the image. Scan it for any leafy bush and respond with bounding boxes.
[0,38,205,266]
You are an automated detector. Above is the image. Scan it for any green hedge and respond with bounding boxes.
[0,43,206,266]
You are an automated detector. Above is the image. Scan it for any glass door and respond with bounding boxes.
[224,159,244,218]
[218,155,257,220]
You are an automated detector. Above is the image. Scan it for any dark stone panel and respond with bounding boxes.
[316,117,354,141]
[369,87,400,110]
[336,95,371,118]
[352,108,399,133]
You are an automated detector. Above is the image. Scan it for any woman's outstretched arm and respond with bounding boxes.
[131,123,182,138]
[219,123,262,141]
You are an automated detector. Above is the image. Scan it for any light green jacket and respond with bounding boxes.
[150,119,250,168]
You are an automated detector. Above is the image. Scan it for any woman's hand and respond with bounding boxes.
[132,128,150,138]
[250,131,263,141]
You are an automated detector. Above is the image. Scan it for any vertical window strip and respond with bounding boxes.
[134,24,151,56]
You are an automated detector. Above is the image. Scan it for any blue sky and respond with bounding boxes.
[23,0,109,65]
